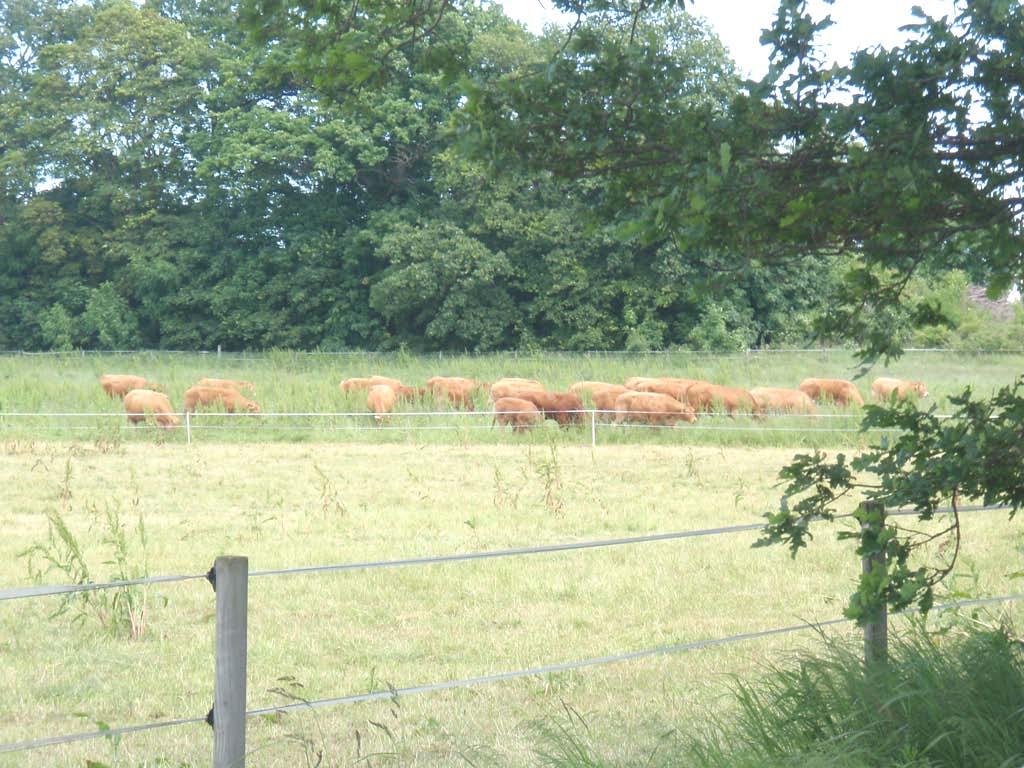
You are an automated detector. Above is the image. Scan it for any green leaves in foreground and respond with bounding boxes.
[759,376,1024,623]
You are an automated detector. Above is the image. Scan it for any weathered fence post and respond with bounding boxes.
[217,344,222,358]
[211,556,248,768]
[185,411,192,445]
[590,409,597,448]
[860,501,888,666]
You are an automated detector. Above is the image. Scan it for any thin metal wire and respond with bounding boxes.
[0,573,207,602]
[249,524,768,579]
[0,715,207,754]
[884,504,1013,517]
[245,592,1024,719]
[5,506,1009,604]
[246,617,854,717]
[0,409,956,420]
[3,348,1021,358]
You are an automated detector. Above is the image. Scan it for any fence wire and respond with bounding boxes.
[0,573,207,602]
[0,715,207,754]
[5,506,1013,603]
[8,593,1023,756]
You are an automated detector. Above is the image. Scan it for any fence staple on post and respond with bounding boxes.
[212,556,248,768]
[860,501,888,666]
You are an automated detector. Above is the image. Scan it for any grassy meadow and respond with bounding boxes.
[0,348,1022,447]
[0,350,1022,767]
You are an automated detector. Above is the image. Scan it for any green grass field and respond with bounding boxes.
[1,351,1021,767]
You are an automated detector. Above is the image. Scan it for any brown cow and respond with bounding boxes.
[490,379,546,401]
[798,378,864,407]
[183,386,261,414]
[515,391,585,426]
[590,384,632,414]
[568,381,617,397]
[614,391,696,426]
[493,397,542,432]
[198,377,256,393]
[685,383,762,417]
[749,387,817,415]
[123,389,180,430]
[872,377,929,401]
[426,376,479,410]
[339,375,403,393]
[623,376,663,391]
[100,374,161,399]
[367,384,398,422]
[393,385,424,402]
[493,377,543,388]
[634,377,711,402]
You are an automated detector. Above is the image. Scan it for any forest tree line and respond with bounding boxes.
[1,0,1016,352]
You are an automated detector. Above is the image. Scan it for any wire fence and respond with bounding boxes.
[0,407,921,446]
[1,504,1018,758]
[3,347,1023,360]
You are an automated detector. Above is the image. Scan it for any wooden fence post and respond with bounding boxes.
[212,556,248,768]
[185,411,192,445]
[590,409,597,448]
[860,501,888,665]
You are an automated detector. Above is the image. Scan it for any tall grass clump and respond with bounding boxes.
[686,621,1024,768]
[521,620,1024,768]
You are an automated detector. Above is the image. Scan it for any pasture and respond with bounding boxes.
[1,349,1022,447]
[1,351,1022,766]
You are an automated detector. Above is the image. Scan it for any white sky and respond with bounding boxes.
[495,0,958,79]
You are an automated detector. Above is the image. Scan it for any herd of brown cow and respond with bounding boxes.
[100,374,260,430]
[99,371,928,432]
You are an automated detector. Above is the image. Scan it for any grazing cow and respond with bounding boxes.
[490,378,546,401]
[198,377,256,393]
[613,391,697,427]
[634,377,711,402]
[183,386,261,414]
[367,384,398,422]
[393,385,424,402]
[339,375,404,393]
[872,377,929,401]
[515,391,585,426]
[493,397,542,432]
[100,374,160,399]
[426,376,479,410]
[749,387,817,415]
[685,383,762,417]
[623,376,663,391]
[493,377,544,388]
[590,384,632,414]
[798,378,864,407]
[568,381,617,397]
[123,389,180,430]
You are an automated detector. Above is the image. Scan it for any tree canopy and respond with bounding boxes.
[2,0,859,351]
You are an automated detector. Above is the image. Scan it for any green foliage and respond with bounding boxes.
[369,220,516,351]
[38,303,74,351]
[761,377,1024,622]
[81,283,142,349]
[687,302,748,352]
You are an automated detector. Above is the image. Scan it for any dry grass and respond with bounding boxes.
[1,440,1020,767]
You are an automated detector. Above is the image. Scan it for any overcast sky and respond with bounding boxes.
[495,0,958,79]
